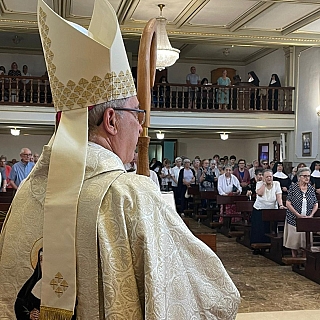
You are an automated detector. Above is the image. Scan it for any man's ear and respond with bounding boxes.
[102,108,118,136]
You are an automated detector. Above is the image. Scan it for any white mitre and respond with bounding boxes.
[37,0,136,318]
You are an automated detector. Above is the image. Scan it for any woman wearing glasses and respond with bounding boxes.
[284,167,318,258]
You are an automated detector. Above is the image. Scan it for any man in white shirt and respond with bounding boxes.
[186,66,200,85]
[171,157,183,209]
[186,66,201,107]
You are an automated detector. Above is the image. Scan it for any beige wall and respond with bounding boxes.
[0,134,51,160]
[176,136,280,163]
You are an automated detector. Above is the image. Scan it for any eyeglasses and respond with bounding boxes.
[115,108,146,125]
[301,175,310,178]
[22,153,32,156]
[262,163,268,165]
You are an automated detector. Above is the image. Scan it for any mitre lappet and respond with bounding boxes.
[37,0,135,318]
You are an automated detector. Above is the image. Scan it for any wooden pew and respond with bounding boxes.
[295,217,320,284]
[0,203,10,232]
[217,195,247,238]
[262,209,287,264]
[0,194,14,204]
[195,233,217,252]
[187,185,201,218]
[200,191,220,228]
[235,200,254,248]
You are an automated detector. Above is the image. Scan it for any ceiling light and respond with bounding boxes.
[156,131,164,139]
[11,128,20,136]
[220,132,228,140]
[156,4,180,71]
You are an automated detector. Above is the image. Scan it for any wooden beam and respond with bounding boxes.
[281,8,320,35]
[229,1,275,32]
[174,0,210,29]
[117,0,140,25]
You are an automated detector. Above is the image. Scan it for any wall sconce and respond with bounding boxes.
[11,128,20,136]
[316,105,320,116]
[156,131,164,139]
[220,132,228,140]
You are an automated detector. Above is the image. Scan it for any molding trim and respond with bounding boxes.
[229,1,275,32]
[281,8,320,35]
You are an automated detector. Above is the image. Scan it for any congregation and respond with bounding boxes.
[149,154,320,258]
[0,148,39,191]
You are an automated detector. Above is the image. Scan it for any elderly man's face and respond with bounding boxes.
[20,148,32,163]
[113,96,142,164]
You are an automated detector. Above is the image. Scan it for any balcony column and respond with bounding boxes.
[283,46,295,87]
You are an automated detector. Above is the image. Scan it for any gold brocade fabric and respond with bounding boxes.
[0,143,240,319]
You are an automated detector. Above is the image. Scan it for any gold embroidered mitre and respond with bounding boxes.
[38,0,136,112]
[37,0,135,319]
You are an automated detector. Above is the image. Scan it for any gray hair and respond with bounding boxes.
[262,169,273,175]
[88,98,129,140]
[210,159,217,165]
[183,158,191,164]
[224,164,232,170]
[297,167,311,177]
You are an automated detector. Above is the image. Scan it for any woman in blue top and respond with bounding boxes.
[283,167,318,258]
[217,70,231,108]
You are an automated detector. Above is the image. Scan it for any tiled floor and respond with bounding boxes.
[188,218,320,316]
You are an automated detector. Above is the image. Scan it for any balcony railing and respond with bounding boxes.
[152,83,294,112]
[0,76,295,113]
[0,75,52,106]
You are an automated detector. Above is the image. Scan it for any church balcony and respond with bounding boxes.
[0,75,52,106]
[152,83,294,113]
[0,76,295,136]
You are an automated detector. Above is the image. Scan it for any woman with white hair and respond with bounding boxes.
[284,167,318,257]
[218,165,242,222]
[178,159,195,214]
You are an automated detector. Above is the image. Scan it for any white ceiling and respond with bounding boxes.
[1,0,320,64]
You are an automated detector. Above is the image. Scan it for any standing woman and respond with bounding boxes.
[218,165,242,222]
[178,159,195,214]
[284,167,318,257]
[251,169,285,246]
[248,71,260,110]
[272,162,291,195]
[268,74,281,110]
[217,70,231,109]
[310,160,320,194]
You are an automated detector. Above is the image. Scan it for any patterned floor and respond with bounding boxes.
[188,219,320,314]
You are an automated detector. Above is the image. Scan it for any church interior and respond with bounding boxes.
[1,0,320,318]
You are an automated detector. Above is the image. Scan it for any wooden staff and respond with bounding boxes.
[136,18,157,176]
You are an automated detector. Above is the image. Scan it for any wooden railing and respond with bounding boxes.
[0,76,295,113]
[152,83,294,112]
[0,75,52,106]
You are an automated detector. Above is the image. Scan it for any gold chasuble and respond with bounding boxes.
[0,143,240,319]
[0,0,240,318]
